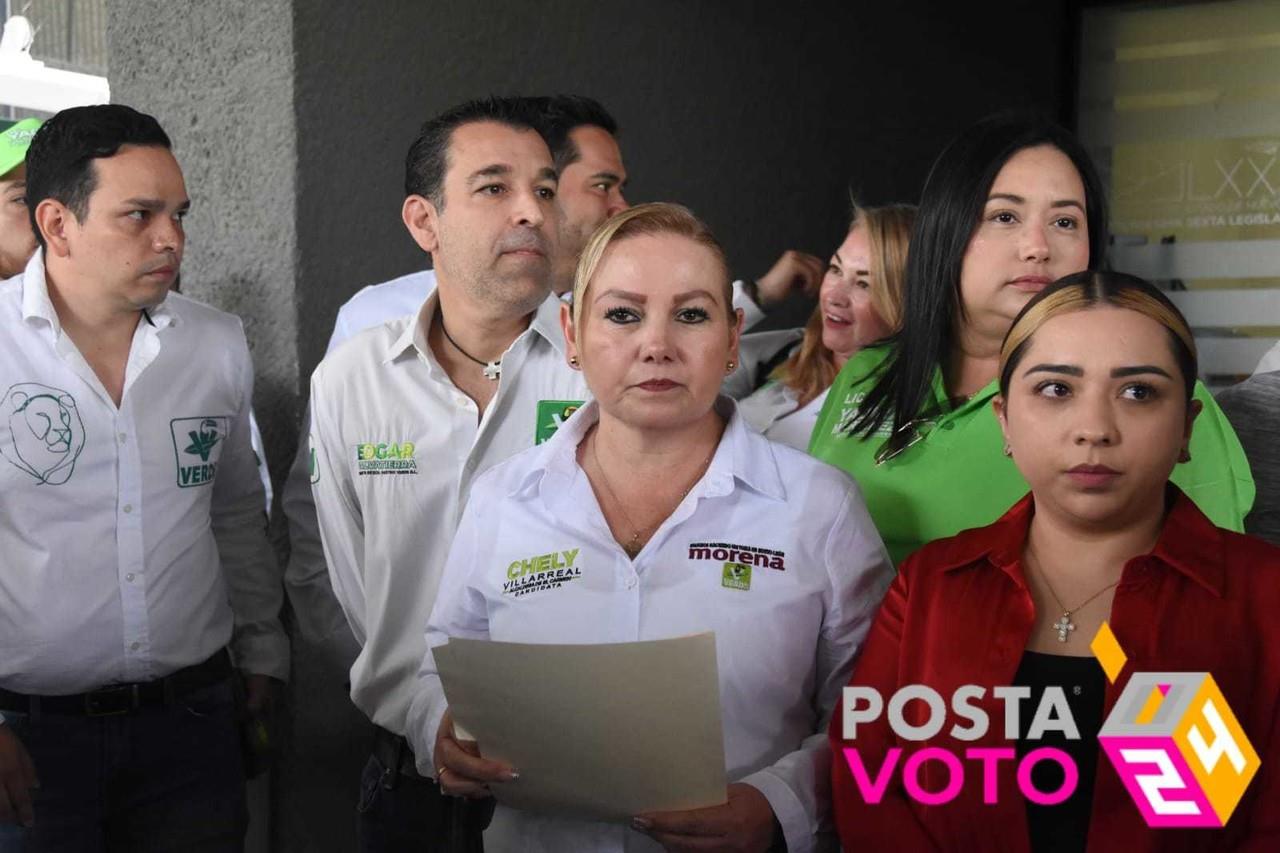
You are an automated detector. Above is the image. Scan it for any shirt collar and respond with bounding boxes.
[508,395,788,503]
[938,485,1226,596]
[384,290,566,365]
[20,250,177,334]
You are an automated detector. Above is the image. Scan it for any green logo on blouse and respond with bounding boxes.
[535,400,584,445]
[721,562,752,591]
[2,383,86,485]
[171,416,230,487]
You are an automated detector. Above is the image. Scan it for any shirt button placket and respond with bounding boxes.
[115,411,151,681]
[624,557,642,641]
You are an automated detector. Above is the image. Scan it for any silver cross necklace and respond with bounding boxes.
[1029,553,1120,643]
[439,312,501,380]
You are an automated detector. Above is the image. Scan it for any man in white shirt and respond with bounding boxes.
[308,97,589,851]
[281,96,627,648]
[0,106,287,849]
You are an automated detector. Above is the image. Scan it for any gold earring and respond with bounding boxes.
[726,360,736,374]
[569,356,579,368]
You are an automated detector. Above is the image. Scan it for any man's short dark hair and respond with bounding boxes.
[539,95,619,172]
[25,104,171,249]
[404,96,546,208]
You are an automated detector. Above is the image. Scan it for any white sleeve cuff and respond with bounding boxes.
[739,767,817,853]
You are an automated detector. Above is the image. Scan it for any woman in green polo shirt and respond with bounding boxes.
[809,114,1253,565]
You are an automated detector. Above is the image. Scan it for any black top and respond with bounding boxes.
[1013,650,1107,853]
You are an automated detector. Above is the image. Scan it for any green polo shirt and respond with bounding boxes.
[809,345,1255,565]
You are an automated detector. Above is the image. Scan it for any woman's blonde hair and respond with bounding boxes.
[999,270,1198,401]
[773,203,916,405]
[571,202,732,331]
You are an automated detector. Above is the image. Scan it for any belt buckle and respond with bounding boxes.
[84,683,140,716]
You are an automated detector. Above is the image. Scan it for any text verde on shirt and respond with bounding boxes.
[170,416,230,487]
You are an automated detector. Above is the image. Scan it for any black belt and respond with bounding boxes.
[0,649,233,717]
[372,725,426,784]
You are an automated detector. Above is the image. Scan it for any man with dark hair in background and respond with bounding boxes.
[281,94,626,654]
[0,105,287,850]
[307,96,588,851]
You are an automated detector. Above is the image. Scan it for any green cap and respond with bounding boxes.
[0,118,42,178]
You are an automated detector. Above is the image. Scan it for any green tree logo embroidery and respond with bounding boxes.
[2,383,86,485]
[185,418,222,461]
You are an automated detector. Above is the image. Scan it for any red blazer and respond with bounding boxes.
[830,489,1280,852]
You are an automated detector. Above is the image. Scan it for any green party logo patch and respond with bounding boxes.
[353,441,418,476]
[722,562,752,591]
[535,400,584,445]
[171,416,230,487]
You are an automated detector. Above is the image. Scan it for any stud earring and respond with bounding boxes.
[569,356,579,368]
[1002,444,1012,457]
[725,360,736,374]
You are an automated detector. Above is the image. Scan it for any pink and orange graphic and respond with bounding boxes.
[1091,624,1260,827]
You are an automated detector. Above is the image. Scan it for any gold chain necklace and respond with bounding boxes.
[1028,548,1120,643]
[590,431,712,558]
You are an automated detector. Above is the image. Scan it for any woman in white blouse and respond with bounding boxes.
[405,203,893,853]
[737,203,914,449]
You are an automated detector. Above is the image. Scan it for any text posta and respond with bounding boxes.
[841,685,1082,806]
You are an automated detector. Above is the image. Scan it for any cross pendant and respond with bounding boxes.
[482,361,502,381]
[1053,612,1076,643]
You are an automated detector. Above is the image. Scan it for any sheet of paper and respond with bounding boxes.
[434,632,726,821]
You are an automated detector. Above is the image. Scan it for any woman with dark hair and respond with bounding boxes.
[808,114,1253,564]
[830,272,1280,851]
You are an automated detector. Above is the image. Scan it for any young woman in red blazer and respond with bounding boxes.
[830,271,1279,852]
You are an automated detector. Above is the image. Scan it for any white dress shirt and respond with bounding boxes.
[406,398,893,853]
[738,381,830,451]
[0,251,288,699]
[309,292,589,734]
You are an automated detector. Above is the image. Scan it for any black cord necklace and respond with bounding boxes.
[439,312,501,381]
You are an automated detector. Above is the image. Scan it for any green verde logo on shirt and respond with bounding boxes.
[354,440,417,475]
[535,400,584,445]
[722,562,752,591]
[171,416,230,487]
[2,382,86,485]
